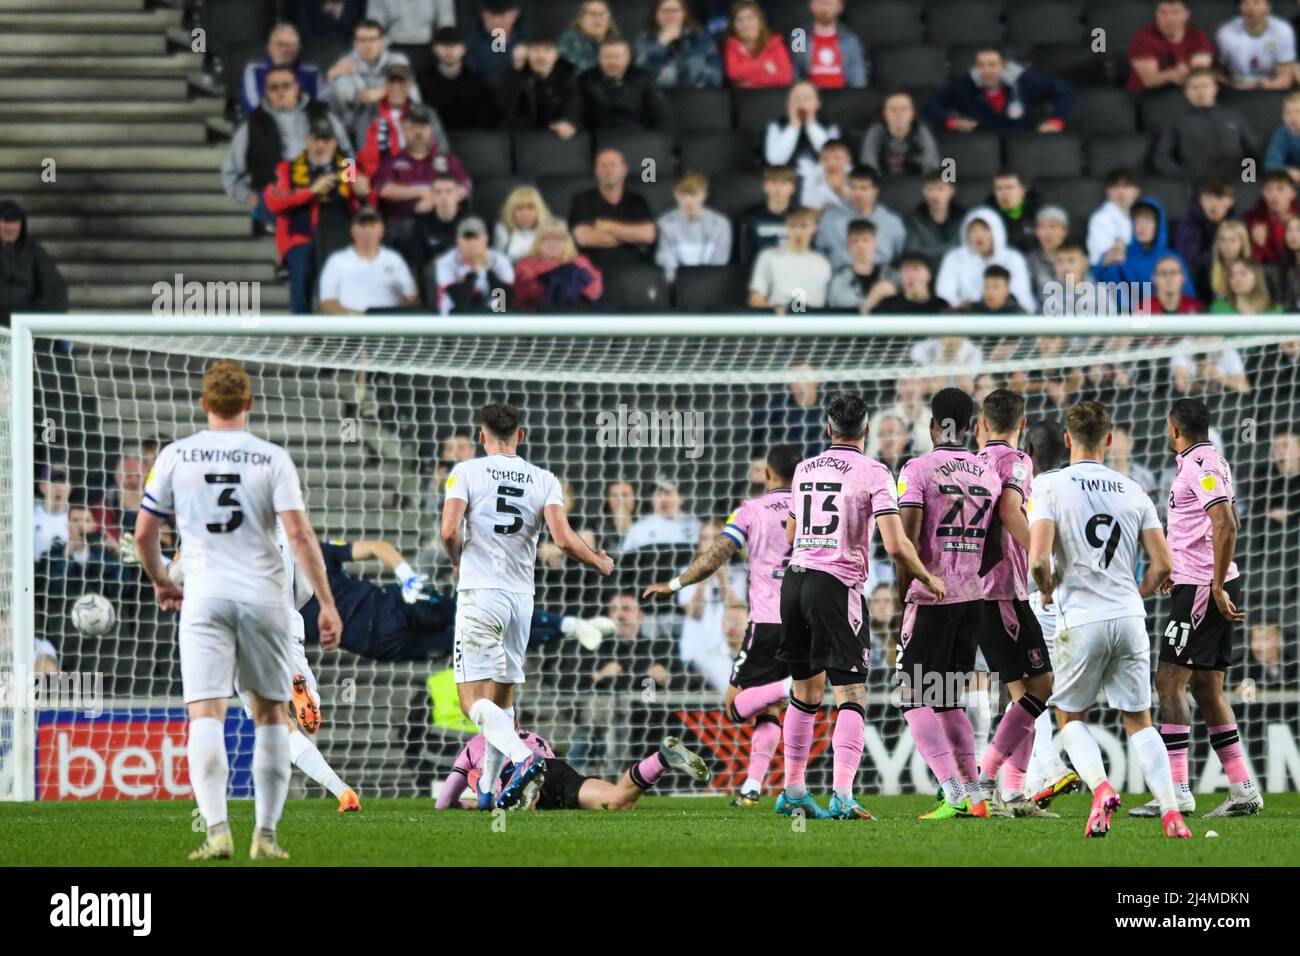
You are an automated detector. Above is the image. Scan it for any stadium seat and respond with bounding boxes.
[1233,179,1261,216]
[594,130,676,183]
[204,0,274,47]
[1220,90,1287,146]
[470,175,529,220]
[673,265,749,311]
[1141,176,1192,223]
[640,178,678,217]
[1006,133,1084,179]
[766,0,810,36]
[873,45,948,91]
[878,175,923,216]
[1005,2,1087,51]
[845,1,925,47]
[707,172,765,221]
[1028,43,1110,87]
[1037,176,1105,238]
[955,178,992,210]
[947,45,986,79]
[609,0,656,37]
[1070,88,1138,137]
[1087,133,1150,178]
[819,89,884,135]
[1186,0,1236,33]
[537,174,593,219]
[1137,87,1189,136]
[514,130,593,178]
[220,40,264,108]
[665,88,733,133]
[448,131,512,178]
[937,132,1002,180]
[734,88,791,136]
[680,131,760,176]
[600,262,671,311]
[925,1,1003,49]
[1086,1,1151,71]
[530,0,585,38]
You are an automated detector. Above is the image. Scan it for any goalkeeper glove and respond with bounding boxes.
[395,561,430,603]
[119,532,138,565]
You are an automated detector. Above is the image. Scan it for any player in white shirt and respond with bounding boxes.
[1028,400,1191,839]
[134,360,342,861]
[1018,421,1081,809]
[440,402,614,810]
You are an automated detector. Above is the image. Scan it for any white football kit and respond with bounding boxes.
[143,428,305,704]
[1026,468,1060,649]
[1031,460,1162,714]
[444,453,564,684]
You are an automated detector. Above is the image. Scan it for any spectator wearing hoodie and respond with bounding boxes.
[1174,176,1237,301]
[418,26,499,129]
[0,199,67,317]
[634,0,723,88]
[356,62,449,178]
[222,66,353,226]
[499,37,581,137]
[1245,169,1300,263]
[326,19,421,144]
[575,37,673,131]
[815,165,907,269]
[986,168,1042,254]
[935,207,1035,311]
[722,0,793,89]
[924,47,1074,136]
[1087,168,1142,265]
[1265,90,1300,182]
[1094,196,1196,308]
[1153,68,1257,183]
[240,23,326,117]
[904,170,964,264]
[859,91,940,178]
[368,0,457,75]
[791,0,868,89]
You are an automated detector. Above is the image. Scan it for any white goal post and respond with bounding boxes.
[5,313,1300,803]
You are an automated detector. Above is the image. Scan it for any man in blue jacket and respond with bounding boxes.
[924,47,1074,136]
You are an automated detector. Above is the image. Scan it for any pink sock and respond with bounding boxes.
[831,705,866,795]
[904,707,958,783]
[731,681,787,721]
[747,717,781,788]
[1160,723,1191,787]
[629,752,666,790]
[782,699,818,792]
[1003,732,1033,794]
[1208,723,1250,785]
[936,708,978,783]
[982,696,1042,780]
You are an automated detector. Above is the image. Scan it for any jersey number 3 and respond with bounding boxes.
[204,473,244,534]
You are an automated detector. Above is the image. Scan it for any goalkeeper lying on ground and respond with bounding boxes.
[436,730,710,811]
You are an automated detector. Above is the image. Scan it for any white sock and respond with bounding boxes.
[253,723,291,832]
[741,778,761,794]
[468,698,532,764]
[940,777,963,806]
[481,744,506,794]
[1060,721,1108,792]
[287,728,348,798]
[187,717,229,831]
[1131,726,1178,814]
[1230,778,1259,799]
[967,689,991,757]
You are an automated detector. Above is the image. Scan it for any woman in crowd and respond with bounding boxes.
[1274,215,1300,308]
[494,186,552,262]
[1211,258,1281,317]
[763,80,840,181]
[722,0,792,89]
[634,0,722,88]
[559,1,620,74]
[1209,219,1252,300]
[513,218,604,311]
[859,90,940,178]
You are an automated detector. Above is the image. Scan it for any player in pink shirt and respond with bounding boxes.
[895,388,1002,820]
[776,392,945,821]
[435,729,709,811]
[1132,398,1263,819]
[972,389,1058,817]
[643,445,803,807]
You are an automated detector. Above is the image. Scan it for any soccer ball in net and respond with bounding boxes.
[69,593,116,636]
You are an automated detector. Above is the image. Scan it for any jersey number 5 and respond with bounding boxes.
[204,473,243,534]
[494,484,524,534]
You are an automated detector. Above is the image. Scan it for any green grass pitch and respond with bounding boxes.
[2,793,1298,866]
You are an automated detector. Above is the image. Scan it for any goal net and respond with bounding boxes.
[4,318,1300,802]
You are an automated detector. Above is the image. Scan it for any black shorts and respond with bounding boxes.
[977,598,1052,682]
[534,758,591,811]
[777,566,869,678]
[730,621,790,688]
[895,600,981,708]
[1160,578,1243,672]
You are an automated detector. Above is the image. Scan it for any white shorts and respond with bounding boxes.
[239,635,315,718]
[453,588,533,685]
[180,596,293,705]
[1028,591,1057,655]
[1051,615,1152,714]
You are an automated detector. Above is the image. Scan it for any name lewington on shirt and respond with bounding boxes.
[177,448,273,465]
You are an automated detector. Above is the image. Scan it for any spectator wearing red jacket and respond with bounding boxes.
[264,119,367,312]
[1138,255,1205,313]
[373,104,471,228]
[723,1,793,89]
[356,62,450,178]
[514,218,604,311]
[1127,1,1215,92]
[1245,169,1300,263]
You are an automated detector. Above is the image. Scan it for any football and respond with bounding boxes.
[68,593,116,636]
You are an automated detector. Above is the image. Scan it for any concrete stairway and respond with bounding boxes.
[0,0,288,311]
